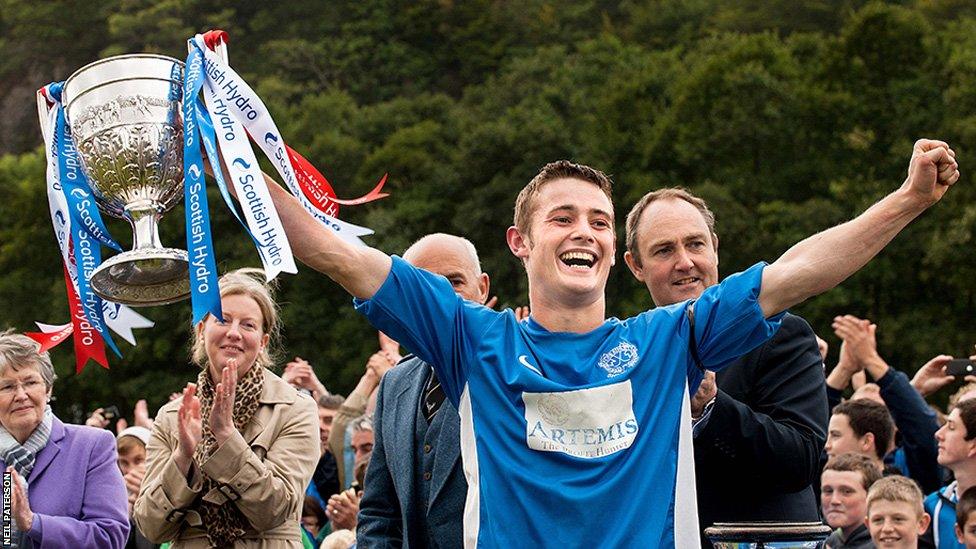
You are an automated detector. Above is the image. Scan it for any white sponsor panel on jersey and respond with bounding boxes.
[522,380,638,459]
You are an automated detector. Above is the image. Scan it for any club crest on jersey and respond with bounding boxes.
[597,341,639,377]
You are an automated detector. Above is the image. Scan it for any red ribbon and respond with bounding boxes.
[202,29,229,50]
[26,265,109,372]
[64,265,109,372]
[287,146,389,216]
[25,325,72,354]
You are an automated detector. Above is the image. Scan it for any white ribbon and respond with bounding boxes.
[194,35,374,248]
[200,81,297,280]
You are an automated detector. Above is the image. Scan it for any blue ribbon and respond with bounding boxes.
[49,86,121,358]
[54,106,122,253]
[183,42,223,325]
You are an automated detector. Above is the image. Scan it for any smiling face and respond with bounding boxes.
[624,198,718,307]
[201,293,270,380]
[507,178,616,308]
[822,469,869,533]
[0,364,50,444]
[866,499,929,549]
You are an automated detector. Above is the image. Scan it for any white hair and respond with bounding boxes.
[403,233,482,274]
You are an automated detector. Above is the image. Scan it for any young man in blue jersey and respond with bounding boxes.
[254,139,958,547]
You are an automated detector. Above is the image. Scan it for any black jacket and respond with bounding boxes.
[695,313,829,542]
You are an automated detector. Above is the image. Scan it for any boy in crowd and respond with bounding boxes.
[823,453,882,548]
[866,476,931,548]
[955,487,976,548]
[117,426,157,549]
[922,399,976,547]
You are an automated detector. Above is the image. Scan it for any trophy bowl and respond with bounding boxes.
[63,54,190,306]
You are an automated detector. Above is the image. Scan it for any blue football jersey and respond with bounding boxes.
[355,256,782,548]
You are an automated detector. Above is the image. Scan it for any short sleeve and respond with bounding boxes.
[354,256,500,402]
[690,262,784,373]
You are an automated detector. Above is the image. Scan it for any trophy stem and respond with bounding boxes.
[127,202,164,250]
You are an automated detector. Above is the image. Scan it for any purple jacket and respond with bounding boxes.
[0,416,129,548]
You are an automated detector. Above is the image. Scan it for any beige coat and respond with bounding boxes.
[134,369,319,548]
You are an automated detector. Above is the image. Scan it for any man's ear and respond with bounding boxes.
[507,226,529,260]
[713,232,720,268]
[478,273,491,305]
[623,251,643,281]
[861,432,876,456]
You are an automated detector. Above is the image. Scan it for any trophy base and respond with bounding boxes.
[90,248,190,306]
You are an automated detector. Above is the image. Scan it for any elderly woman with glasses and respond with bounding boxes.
[0,329,129,548]
[134,269,319,547]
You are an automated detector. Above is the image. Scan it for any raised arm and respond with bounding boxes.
[261,173,391,299]
[759,139,959,317]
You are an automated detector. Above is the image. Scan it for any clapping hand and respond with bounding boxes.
[691,371,717,419]
[124,461,146,514]
[7,467,33,532]
[176,382,202,475]
[378,332,400,360]
[85,408,111,429]
[832,315,878,365]
[210,361,238,445]
[283,357,328,399]
[133,399,153,429]
[366,351,397,380]
[326,487,360,531]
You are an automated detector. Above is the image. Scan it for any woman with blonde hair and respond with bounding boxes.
[135,269,319,547]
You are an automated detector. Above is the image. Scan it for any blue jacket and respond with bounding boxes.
[358,356,465,548]
[921,481,962,548]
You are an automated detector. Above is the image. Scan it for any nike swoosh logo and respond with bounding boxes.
[518,355,542,376]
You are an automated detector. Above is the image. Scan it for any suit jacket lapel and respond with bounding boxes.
[28,416,64,482]
[427,399,461,509]
[391,360,426,499]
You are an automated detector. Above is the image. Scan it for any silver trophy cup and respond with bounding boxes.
[63,54,190,306]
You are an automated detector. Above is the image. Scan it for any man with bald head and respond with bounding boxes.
[358,233,488,548]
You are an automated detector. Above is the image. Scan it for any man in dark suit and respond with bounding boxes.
[358,233,491,548]
[623,188,829,544]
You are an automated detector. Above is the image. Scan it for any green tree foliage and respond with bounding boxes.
[0,0,974,418]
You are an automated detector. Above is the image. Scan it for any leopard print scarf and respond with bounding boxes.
[193,364,265,547]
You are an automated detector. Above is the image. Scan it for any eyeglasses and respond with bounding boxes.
[0,379,46,396]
